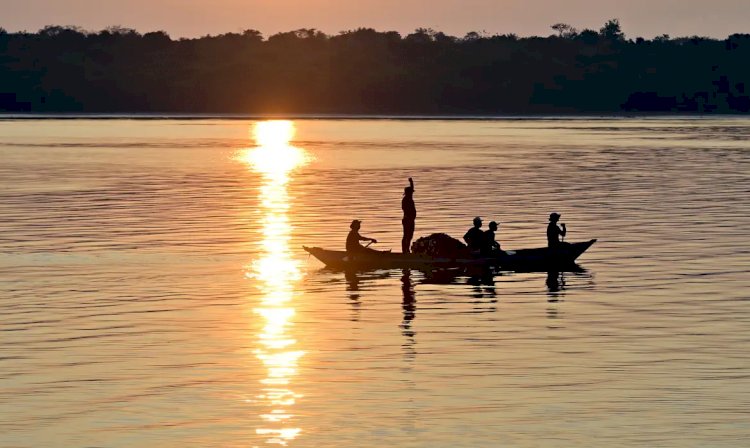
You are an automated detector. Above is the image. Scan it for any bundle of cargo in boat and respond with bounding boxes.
[411,233,468,258]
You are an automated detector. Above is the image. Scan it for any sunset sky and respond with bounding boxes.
[2,0,749,39]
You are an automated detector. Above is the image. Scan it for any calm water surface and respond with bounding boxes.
[1,117,749,447]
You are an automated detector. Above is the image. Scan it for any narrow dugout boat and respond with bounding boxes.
[303,239,596,271]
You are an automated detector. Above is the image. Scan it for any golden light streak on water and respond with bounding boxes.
[241,120,309,446]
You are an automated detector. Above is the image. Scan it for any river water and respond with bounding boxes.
[1,117,749,447]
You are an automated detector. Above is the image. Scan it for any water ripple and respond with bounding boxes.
[1,118,749,447]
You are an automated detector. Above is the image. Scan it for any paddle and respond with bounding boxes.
[365,240,391,253]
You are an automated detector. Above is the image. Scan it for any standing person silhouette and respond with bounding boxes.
[401,178,416,254]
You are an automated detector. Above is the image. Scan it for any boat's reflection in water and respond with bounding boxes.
[544,264,591,300]
[241,121,309,446]
[341,265,593,341]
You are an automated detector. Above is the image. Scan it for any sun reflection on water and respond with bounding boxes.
[240,120,309,446]
[245,121,309,185]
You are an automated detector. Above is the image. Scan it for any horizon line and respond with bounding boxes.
[1,23,744,41]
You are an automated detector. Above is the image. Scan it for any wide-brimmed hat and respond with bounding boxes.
[350,219,362,228]
[473,216,482,224]
[549,212,561,220]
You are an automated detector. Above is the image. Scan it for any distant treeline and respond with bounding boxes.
[1,20,749,114]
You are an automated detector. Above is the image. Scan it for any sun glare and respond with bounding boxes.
[242,120,310,184]
[254,120,294,148]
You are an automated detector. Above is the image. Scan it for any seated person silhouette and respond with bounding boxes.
[463,217,484,254]
[346,220,380,255]
[547,212,567,248]
[482,221,502,255]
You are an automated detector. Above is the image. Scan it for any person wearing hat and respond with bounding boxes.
[346,219,378,254]
[483,221,501,255]
[401,177,416,254]
[547,212,567,248]
[463,217,484,253]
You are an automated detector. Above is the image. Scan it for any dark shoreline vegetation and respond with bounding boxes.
[1,20,749,114]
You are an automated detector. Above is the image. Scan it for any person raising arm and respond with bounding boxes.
[401,177,416,254]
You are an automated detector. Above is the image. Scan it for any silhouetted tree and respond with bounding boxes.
[462,31,482,41]
[600,19,625,41]
[551,23,578,38]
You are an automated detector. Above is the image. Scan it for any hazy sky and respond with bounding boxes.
[2,0,748,39]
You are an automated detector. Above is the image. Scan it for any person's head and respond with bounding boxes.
[350,219,362,230]
[549,212,561,222]
[489,221,498,231]
[473,216,482,228]
[404,186,414,196]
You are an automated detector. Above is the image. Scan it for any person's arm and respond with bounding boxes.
[560,223,567,238]
[409,177,414,190]
[359,234,377,243]
[488,232,499,249]
[463,230,471,245]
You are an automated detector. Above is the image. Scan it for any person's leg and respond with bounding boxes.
[402,219,415,254]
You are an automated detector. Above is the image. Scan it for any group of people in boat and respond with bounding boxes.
[462,216,501,255]
[346,177,568,255]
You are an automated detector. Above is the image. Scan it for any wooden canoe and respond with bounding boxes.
[303,239,596,271]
